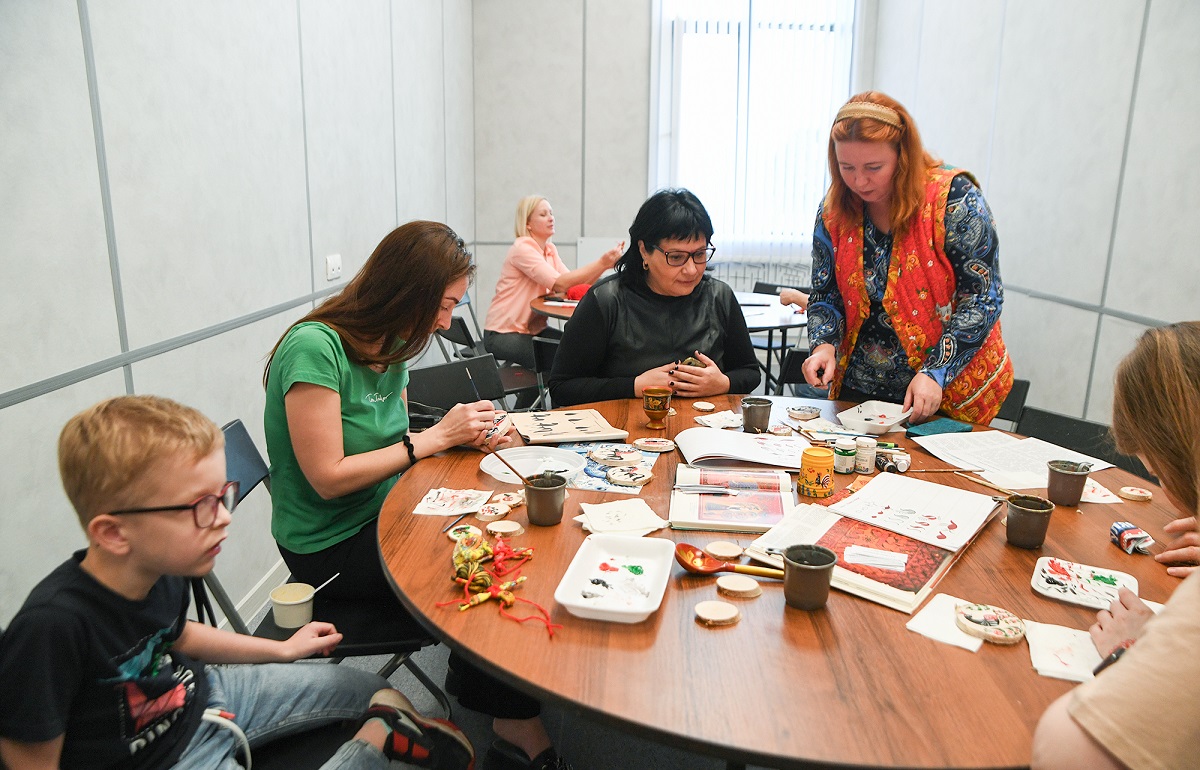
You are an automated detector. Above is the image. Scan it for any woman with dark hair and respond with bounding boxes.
[548,189,759,407]
[802,91,1013,424]
[1032,322,1200,769]
[264,221,572,770]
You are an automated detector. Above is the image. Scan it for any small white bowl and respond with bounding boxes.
[837,400,912,435]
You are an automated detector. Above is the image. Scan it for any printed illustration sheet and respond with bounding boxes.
[828,472,998,551]
[557,442,662,495]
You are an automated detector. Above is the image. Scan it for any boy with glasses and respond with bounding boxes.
[0,395,473,769]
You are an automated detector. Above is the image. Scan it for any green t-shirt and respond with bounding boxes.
[264,322,410,553]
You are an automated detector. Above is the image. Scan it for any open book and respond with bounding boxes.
[668,467,794,534]
[674,426,810,470]
[746,477,1000,613]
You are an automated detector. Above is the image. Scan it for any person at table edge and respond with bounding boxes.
[483,195,623,369]
[1032,321,1200,769]
[802,91,1013,423]
[548,188,760,407]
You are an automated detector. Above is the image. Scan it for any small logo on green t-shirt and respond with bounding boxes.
[365,391,393,403]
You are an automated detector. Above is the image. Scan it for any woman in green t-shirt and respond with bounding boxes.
[264,221,571,770]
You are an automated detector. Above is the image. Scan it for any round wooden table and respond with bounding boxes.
[378,395,1179,769]
[529,295,577,321]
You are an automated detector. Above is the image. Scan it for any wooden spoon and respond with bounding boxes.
[674,543,784,579]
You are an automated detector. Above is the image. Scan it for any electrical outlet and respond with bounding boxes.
[325,254,342,281]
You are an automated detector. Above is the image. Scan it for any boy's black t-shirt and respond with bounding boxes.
[0,551,208,769]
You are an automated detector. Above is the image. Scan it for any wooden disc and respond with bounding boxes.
[486,520,524,538]
[716,574,762,598]
[475,503,510,522]
[1117,486,1153,501]
[695,600,740,626]
[588,446,642,467]
[787,406,821,421]
[693,401,716,412]
[492,491,524,507]
[633,437,676,453]
[704,541,744,561]
[954,603,1026,645]
[767,424,792,436]
[607,466,654,487]
[446,523,482,542]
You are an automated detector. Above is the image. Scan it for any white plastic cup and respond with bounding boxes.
[270,582,315,628]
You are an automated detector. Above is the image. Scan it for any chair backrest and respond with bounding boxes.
[407,354,507,411]
[532,336,560,375]
[458,289,484,339]
[1015,406,1153,482]
[993,379,1030,425]
[753,280,811,296]
[436,316,486,358]
[222,419,270,503]
[773,348,808,395]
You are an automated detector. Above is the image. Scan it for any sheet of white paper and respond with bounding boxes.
[695,410,742,429]
[844,545,908,571]
[1081,479,1122,504]
[1025,620,1101,682]
[829,472,998,551]
[578,499,668,534]
[412,488,493,516]
[913,433,1114,489]
[905,593,983,652]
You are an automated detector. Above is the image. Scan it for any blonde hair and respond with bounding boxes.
[825,91,939,235]
[58,395,222,526]
[1111,322,1200,517]
[514,196,549,239]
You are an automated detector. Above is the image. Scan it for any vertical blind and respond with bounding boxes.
[652,0,855,265]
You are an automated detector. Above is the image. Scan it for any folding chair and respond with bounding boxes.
[751,281,811,391]
[408,354,507,412]
[530,336,560,410]
[1015,406,1153,482]
[991,378,1030,431]
[205,421,451,710]
[772,348,829,398]
[435,317,539,407]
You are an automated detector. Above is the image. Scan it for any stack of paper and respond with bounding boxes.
[844,545,908,572]
[575,499,668,537]
[1024,620,1101,682]
[911,432,1113,490]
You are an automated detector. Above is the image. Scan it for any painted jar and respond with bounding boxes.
[799,447,835,498]
[833,438,857,474]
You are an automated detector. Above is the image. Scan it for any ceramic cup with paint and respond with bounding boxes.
[741,397,772,434]
[1005,494,1055,549]
[1046,460,1092,507]
[782,544,837,610]
[270,582,315,628]
[526,472,567,526]
[642,387,673,430]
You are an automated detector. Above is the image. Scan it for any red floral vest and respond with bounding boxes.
[822,166,1013,424]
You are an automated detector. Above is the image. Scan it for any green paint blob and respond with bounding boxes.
[623,564,644,575]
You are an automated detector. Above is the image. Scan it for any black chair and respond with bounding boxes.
[530,336,560,410]
[772,347,829,398]
[1015,406,1153,482]
[208,420,452,706]
[992,378,1030,427]
[436,317,539,407]
[407,354,507,412]
[751,281,810,391]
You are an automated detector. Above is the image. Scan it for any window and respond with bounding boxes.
[651,0,855,268]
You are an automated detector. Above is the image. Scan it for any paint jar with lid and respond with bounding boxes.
[854,437,878,474]
[833,438,857,474]
[798,447,835,498]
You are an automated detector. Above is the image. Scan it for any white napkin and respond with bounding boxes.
[1081,479,1122,504]
[905,593,983,652]
[695,410,742,429]
[412,488,493,516]
[1024,620,1101,682]
[575,499,668,537]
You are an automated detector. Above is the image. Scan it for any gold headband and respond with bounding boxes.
[835,102,902,128]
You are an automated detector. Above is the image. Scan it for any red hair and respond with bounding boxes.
[824,91,939,235]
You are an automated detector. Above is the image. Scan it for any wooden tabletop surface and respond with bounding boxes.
[529,295,576,321]
[378,395,1180,769]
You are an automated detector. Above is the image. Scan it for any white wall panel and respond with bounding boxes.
[472,0,584,244]
[870,0,922,107]
[987,1,1143,305]
[1001,293,1096,416]
[1105,0,1200,324]
[393,0,448,224]
[444,0,476,242]
[1085,315,1151,423]
[88,0,311,349]
[584,0,651,237]
[911,0,1003,186]
[0,0,122,392]
[0,373,127,625]
[300,0,397,284]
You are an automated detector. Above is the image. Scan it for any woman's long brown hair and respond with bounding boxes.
[264,221,473,384]
[1111,321,1200,517]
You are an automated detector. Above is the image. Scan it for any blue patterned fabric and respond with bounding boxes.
[808,174,1003,403]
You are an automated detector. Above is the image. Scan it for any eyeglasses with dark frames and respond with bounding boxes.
[652,244,716,267]
[108,481,239,529]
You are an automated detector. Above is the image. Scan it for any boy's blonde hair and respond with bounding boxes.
[58,395,223,526]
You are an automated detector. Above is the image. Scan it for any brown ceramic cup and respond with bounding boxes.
[782,544,837,610]
[1046,460,1091,507]
[525,473,567,526]
[741,397,772,434]
[1005,494,1054,549]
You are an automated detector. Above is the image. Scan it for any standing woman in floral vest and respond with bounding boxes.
[802,91,1013,424]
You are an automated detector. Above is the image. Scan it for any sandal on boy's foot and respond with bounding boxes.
[365,689,475,770]
[484,739,572,770]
